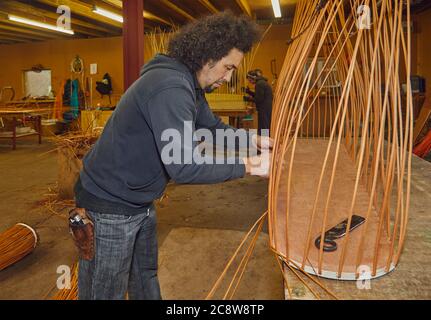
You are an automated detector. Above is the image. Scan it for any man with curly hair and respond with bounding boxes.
[74,11,272,300]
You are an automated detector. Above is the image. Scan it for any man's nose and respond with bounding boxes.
[223,70,234,82]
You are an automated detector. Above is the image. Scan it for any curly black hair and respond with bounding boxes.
[167,11,261,73]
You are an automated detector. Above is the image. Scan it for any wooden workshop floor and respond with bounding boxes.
[0,137,430,299]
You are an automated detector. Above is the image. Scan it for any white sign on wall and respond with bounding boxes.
[90,63,98,75]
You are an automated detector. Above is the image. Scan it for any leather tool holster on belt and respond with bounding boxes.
[69,208,94,260]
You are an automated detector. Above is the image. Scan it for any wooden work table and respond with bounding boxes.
[80,97,252,132]
[207,98,250,128]
[3,99,55,107]
[0,108,51,114]
[281,146,431,299]
[0,108,43,150]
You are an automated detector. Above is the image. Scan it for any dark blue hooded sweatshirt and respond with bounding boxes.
[75,54,246,215]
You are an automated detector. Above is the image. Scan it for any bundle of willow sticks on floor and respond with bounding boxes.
[0,223,38,271]
[54,131,99,160]
[53,263,78,300]
[54,131,99,200]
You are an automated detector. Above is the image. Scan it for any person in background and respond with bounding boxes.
[254,68,263,77]
[244,69,273,135]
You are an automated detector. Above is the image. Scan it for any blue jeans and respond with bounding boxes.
[78,204,161,300]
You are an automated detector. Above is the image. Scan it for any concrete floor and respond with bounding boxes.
[0,137,283,300]
[0,137,430,299]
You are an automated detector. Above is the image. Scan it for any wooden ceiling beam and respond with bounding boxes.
[235,0,252,17]
[0,18,69,38]
[142,17,161,29]
[37,0,123,29]
[100,0,123,8]
[0,39,21,45]
[198,0,219,14]
[14,0,120,35]
[0,21,59,39]
[6,16,105,38]
[0,4,107,38]
[0,30,47,41]
[160,0,196,21]
[0,35,26,43]
[143,10,174,27]
[99,0,174,27]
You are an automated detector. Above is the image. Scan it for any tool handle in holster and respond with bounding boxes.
[69,208,94,260]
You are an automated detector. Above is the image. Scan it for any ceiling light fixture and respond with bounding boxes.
[271,0,282,18]
[92,6,123,23]
[8,14,74,35]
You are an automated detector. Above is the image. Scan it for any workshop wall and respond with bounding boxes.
[0,36,123,106]
[251,24,292,87]
[0,11,429,104]
[0,23,291,105]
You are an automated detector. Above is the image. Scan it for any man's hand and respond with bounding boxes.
[242,151,272,178]
[252,134,274,151]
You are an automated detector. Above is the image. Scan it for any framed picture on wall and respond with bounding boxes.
[23,69,52,98]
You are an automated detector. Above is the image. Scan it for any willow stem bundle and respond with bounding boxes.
[0,223,37,271]
[209,0,413,299]
[269,0,413,279]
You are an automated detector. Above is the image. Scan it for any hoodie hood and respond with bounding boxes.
[139,54,200,89]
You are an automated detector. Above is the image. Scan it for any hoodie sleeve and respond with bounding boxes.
[146,85,246,184]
